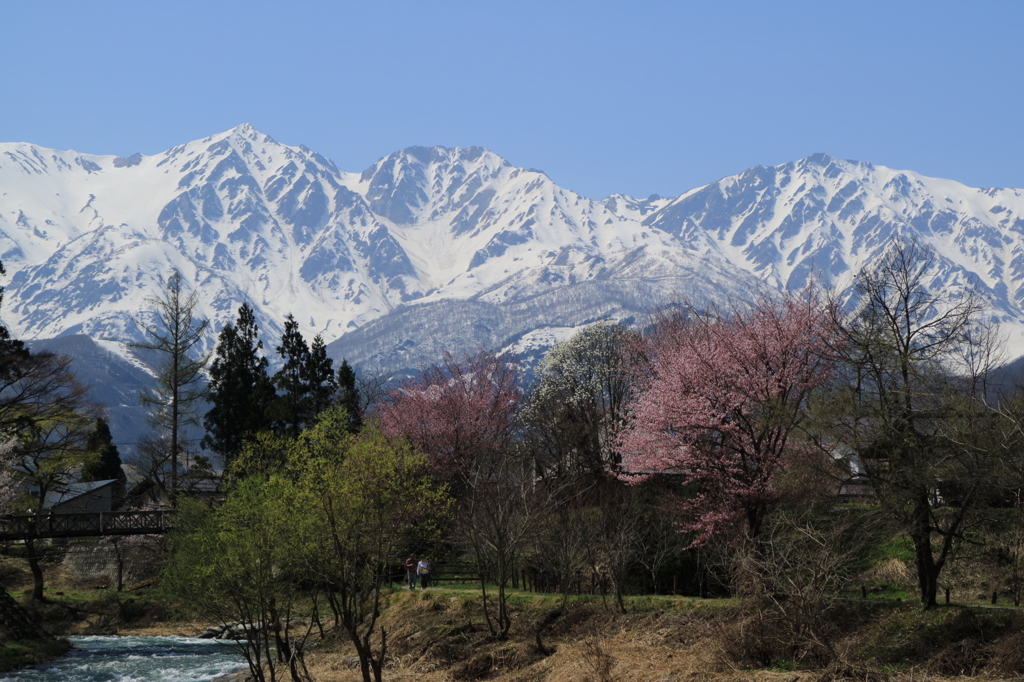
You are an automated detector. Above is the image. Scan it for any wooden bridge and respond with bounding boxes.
[0,510,173,542]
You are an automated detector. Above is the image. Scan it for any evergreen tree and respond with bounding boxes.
[203,303,273,467]
[304,334,336,422]
[337,358,362,433]
[0,260,29,378]
[270,314,311,438]
[81,418,127,489]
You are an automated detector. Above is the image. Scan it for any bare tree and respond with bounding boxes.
[582,486,646,614]
[724,506,877,668]
[826,239,1005,607]
[355,369,391,419]
[533,498,592,603]
[126,433,213,504]
[460,448,564,638]
[133,270,209,499]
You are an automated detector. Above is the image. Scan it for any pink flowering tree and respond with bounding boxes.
[378,349,521,480]
[617,289,838,546]
[379,350,529,637]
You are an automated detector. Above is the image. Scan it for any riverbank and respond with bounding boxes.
[7,587,1024,680]
[0,637,72,673]
[5,552,1024,680]
[293,588,1024,681]
[0,587,72,673]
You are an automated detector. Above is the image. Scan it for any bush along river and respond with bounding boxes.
[1,635,245,682]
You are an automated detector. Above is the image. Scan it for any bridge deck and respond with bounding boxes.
[0,510,172,541]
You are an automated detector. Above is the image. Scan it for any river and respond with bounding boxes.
[0,635,246,682]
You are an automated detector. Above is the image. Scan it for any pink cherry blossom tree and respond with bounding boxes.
[617,288,838,546]
[378,350,521,479]
[378,350,527,638]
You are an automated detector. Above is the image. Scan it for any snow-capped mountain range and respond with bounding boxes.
[2,123,1023,382]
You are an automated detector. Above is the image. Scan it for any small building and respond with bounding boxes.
[837,476,877,504]
[39,480,119,514]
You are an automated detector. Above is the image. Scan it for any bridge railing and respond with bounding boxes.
[0,510,173,541]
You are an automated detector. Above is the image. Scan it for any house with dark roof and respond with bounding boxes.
[36,480,119,514]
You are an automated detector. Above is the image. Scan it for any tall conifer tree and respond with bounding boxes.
[203,303,273,466]
[81,418,127,488]
[305,334,336,422]
[337,359,362,433]
[271,314,311,438]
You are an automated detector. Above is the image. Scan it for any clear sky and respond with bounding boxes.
[1,0,1020,200]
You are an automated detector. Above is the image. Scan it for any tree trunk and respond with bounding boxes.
[171,381,179,501]
[479,572,497,637]
[25,538,45,601]
[497,580,511,639]
[114,541,125,592]
[371,626,386,682]
[614,580,627,615]
[911,495,939,608]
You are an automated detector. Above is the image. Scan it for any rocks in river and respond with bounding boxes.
[198,622,255,640]
[198,620,307,640]
[211,670,251,682]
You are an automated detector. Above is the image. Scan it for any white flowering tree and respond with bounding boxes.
[522,322,639,479]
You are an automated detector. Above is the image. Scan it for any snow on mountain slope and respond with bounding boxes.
[343,146,684,305]
[1,125,414,348]
[2,127,1024,376]
[633,153,1024,353]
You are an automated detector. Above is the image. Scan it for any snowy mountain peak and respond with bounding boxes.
[357,145,514,226]
[2,130,1024,379]
[635,154,1024,336]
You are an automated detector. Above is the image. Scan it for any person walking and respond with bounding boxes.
[405,556,417,589]
[417,557,431,590]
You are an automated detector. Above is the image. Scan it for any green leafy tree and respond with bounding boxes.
[293,411,451,682]
[203,303,273,466]
[164,478,314,682]
[134,270,210,498]
[170,407,450,682]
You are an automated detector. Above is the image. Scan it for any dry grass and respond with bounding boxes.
[859,558,914,586]
[290,590,1024,682]
[8,551,1024,681]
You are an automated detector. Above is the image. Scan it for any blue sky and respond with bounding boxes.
[1,0,1020,199]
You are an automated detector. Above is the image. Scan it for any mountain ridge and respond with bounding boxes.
[2,124,1023,380]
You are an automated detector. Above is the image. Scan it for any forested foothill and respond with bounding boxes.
[7,241,1024,680]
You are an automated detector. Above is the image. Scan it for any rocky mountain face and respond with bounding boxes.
[1,125,1023,410]
[639,154,1024,305]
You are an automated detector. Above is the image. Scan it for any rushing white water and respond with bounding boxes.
[0,635,246,682]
